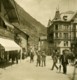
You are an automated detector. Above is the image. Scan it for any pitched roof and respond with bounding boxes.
[12,23,29,37]
[60,11,76,21]
[53,11,77,22]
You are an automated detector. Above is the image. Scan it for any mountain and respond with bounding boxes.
[15,2,47,46]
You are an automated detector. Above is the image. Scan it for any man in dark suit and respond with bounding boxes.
[36,51,42,67]
[60,50,68,74]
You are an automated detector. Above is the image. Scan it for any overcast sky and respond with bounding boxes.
[15,0,77,27]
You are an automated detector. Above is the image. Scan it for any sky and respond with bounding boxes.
[15,0,77,27]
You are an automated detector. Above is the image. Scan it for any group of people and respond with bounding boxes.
[36,50,46,67]
[29,50,46,67]
[51,50,68,74]
[29,48,69,74]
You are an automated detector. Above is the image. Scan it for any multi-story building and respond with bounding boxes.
[38,36,50,55]
[0,0,29,60]
[47,10,77,54]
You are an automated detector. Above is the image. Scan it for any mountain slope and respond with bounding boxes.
[15,2,47,45]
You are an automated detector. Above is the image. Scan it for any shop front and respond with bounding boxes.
[0,38,22,64]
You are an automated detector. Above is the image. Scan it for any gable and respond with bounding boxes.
[1,0,18,23]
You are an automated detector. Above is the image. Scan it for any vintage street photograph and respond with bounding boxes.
[0,0,77,80]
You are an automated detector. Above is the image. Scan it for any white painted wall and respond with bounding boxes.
[19,35,27,53]
[58,41,71,54]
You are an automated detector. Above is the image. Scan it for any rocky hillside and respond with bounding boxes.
[15,2,47,45]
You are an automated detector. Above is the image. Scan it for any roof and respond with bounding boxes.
[12,23,29,37]
[48,11,77,28]
[0,37,21,51]
[60,11,76,21]
[53,11,77,22]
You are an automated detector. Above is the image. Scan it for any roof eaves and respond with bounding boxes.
[12,24,29,38]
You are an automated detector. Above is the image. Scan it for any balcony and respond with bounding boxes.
[54,36,74,40]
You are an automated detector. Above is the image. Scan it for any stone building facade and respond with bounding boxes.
[47,10,77,54]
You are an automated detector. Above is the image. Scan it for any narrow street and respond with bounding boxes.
[72,66,77,80]
[75,68,77,80]
[0,56,74,80]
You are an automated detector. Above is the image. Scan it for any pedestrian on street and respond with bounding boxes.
[30,49,34,63]
[60,50,68,74]
[41,51,46,67]
[58,55,62,72]
[36,51,42,67]
[16,51,19,64]
[51,50,58,70]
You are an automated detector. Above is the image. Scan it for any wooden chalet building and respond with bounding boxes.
[0,0,29,61]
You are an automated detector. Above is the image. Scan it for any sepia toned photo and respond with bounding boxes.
[0,0,77,80]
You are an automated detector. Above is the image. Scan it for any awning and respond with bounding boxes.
[0,38,21,51]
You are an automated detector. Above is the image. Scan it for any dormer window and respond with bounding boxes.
[63,16,67,21]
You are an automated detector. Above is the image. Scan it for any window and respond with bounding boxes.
[64,41,68,46]
[65,25,69,30]
[63,24,69,30]
[55,24,58,30]
[55,33,58,38]
[64,33,68,38]
[59,33,62,37]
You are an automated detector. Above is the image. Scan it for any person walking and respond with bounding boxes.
[60,50,68,74]
[30,49,34,63]
[51,50,58,70]
[36,51,42,67]
[41,51,46,67]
